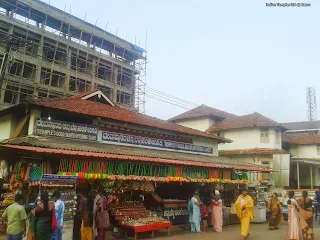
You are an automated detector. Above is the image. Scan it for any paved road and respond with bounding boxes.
[155,222,320,240]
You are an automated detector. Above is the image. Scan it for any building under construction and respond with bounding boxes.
[0,0,146,111]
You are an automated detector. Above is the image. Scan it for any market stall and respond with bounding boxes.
[39,174,78,240]
[58,159,272,230]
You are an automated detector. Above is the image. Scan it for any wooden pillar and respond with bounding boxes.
[310,165,313,189]
[297,162,300,189]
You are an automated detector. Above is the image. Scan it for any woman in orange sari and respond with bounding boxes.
[269,193,284,230]
[298,191,314,240]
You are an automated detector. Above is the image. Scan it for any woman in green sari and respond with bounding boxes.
[28,191,55,240]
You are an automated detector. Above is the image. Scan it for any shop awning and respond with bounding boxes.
[0,136,272,172]
[2,144,272,172]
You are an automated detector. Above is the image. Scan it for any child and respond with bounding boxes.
[201,201,209,233]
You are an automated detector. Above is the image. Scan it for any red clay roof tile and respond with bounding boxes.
[219,148,287,156]
[282,133,320,145]
[207,112,281,132]
[30,97,231,142]
[169,105,237,121]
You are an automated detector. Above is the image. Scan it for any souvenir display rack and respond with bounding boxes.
[145,192,188,225]
[110,202,172,240]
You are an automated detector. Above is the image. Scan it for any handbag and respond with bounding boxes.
[51,209,58,232]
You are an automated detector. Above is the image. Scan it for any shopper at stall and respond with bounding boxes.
[51,191,65,240]
[29,191,57,240]
[73,192,85,240]
[91,190,110,240]
[211,190,223,233]
[298,191,314,240]
[189,190,201,233]
[287,191,300,240]
[235,189,254,240]
[2,193,27,240]
[81,193,93,240]
[314,189,320,221]
[201,200,209,233]
[269,193,284,230]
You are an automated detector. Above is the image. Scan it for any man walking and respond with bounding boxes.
[51,191,65,240]
[2,194,27,240]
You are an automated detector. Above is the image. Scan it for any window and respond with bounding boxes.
[317,145,320,155]
[276,129,280,144]
[217,131,224,137]
[260,129,269,143]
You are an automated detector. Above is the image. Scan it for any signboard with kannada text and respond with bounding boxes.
[101,131,213,154]
[35,118,98,141]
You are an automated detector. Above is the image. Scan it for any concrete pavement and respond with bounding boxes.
[154,222,320,240]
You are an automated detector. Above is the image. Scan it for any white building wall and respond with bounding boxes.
[173,117,214,132]
[290,145,318,159]
[219,127,281,150]
[28,109,42,135]
[0,114,13,141]
[228,155,274,167]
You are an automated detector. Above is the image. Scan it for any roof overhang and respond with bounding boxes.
[0,143,272,172]
[290,158,320,165]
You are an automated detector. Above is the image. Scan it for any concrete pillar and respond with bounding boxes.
[64,48,72,94]
[34,37,44,98]
[112,67,119,103]
[310,165,313,189]
[34,23,45,97]
[28,109,41,135]
[297,162,300,189]
[91,59,97,90]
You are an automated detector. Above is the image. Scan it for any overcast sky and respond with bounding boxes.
[49,0,320,123]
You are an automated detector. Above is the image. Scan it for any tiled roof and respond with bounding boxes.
[207,112,281,132]
[169,105,237,122]
[282,133,320,145]
[28,97,231,143]
[0,136,269,171]
[219,148,287,156]
[281,120,320,131]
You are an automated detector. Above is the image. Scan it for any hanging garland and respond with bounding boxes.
[58,159,269,184]
[57,172,268,184]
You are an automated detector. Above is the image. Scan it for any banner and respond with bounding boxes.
[101,131,213,154]
[35,118,98,141]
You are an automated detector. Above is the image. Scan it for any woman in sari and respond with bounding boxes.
[298,191,314,240]
[235,189,254,240]
[188,190,201,233]
[211,190,223,232]
[91,190,110,240]
[81,194,93,240]
[269,193,284,230]
[28,191,56,240]
[287,191,300,240]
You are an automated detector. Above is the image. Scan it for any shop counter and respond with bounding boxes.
[124,222,172,240]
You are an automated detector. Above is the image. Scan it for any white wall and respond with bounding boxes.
[28,109,41,135]
[290,145,318,159]
[173,117,214,132]
[228,155,274,167]
[219,127,282,150]
[0,114,13,141]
